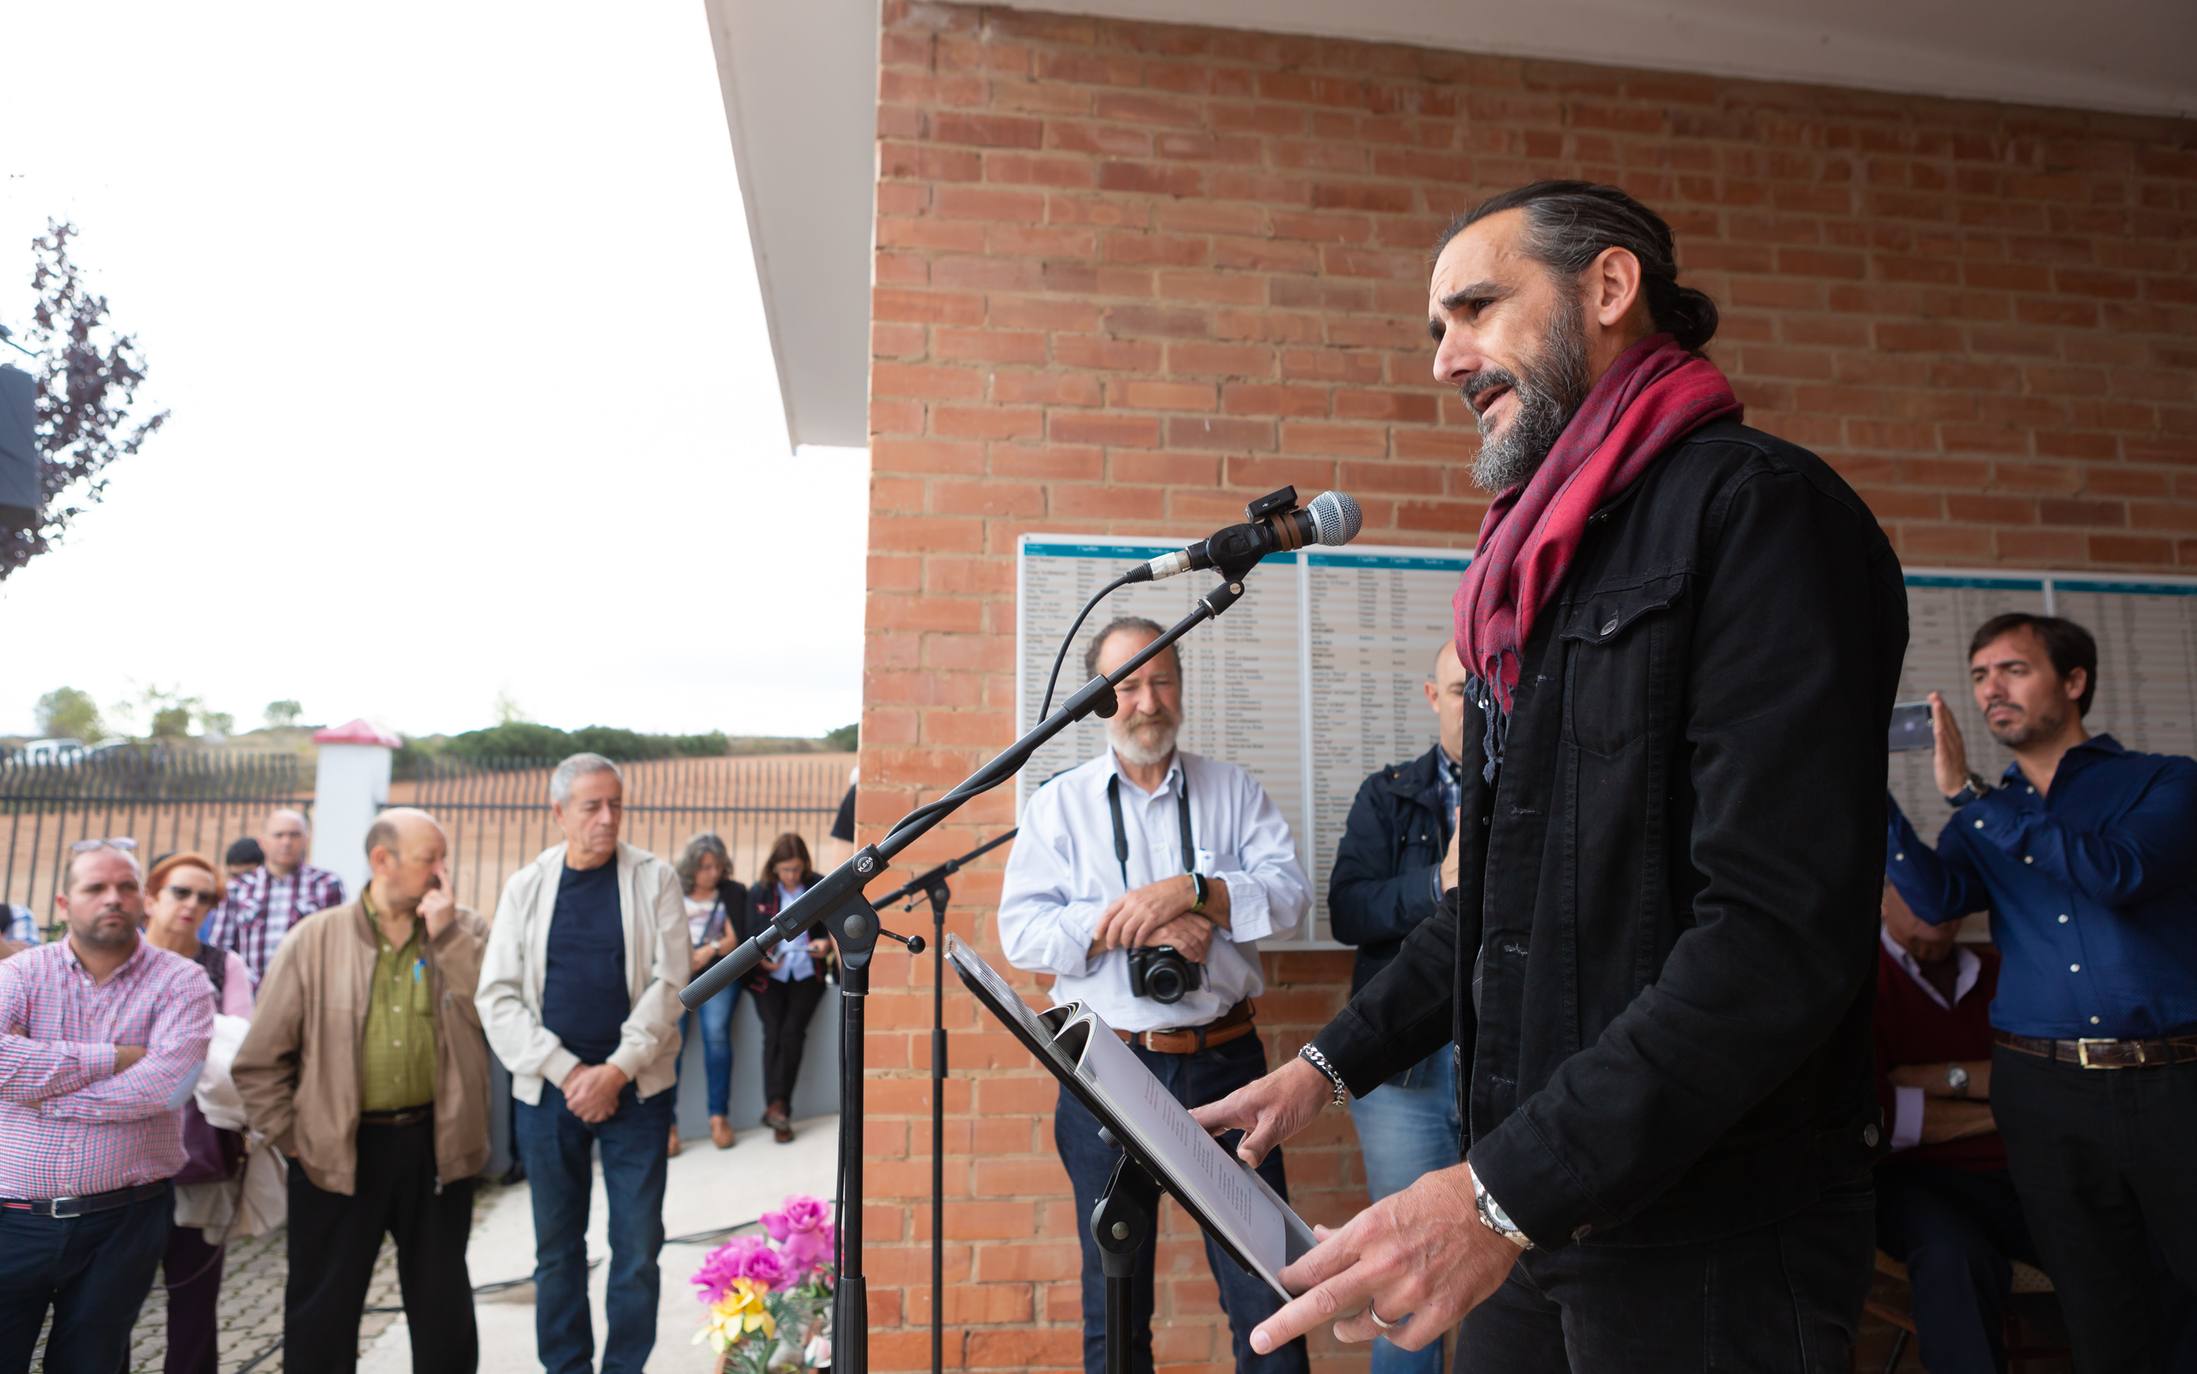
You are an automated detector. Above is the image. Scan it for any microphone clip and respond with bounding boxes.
[1244,485,1299,524]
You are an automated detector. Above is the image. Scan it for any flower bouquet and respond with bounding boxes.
[694,1194,837,1373]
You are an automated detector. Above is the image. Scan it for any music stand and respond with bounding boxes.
[943,936,1317,1372]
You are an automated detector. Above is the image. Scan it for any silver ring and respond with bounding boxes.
[1368,1305,1400,1332]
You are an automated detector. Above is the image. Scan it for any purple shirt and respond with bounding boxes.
[0,939,215,1198]
[205,864,346,986]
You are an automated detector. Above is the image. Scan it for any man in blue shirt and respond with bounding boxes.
[1886,612,2197,1372]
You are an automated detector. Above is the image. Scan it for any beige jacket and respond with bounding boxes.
[231,898,491,1195]
[476,841,688,1105]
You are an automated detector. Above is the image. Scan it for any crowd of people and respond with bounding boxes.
[0,757,837,1374]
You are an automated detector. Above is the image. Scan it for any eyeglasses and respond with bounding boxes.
[69,837,138,853]
[166,884,221,906]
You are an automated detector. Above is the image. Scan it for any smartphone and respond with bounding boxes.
[1888,700,1934,752]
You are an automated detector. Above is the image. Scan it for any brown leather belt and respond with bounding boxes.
[359,1107,434,1127]
[1116,999,1255,1055]
[1995,1030,2197,1070]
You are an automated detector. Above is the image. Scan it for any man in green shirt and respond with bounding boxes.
[234,807,491,1374]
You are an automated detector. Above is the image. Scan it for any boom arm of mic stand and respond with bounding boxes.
[874,828,1020,909]
[680,570,1253,1012]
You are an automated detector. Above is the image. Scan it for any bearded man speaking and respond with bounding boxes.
[1193,181,1911,1372]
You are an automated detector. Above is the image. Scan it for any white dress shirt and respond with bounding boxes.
[1880,926,1984,1152]
[997,748,1311,1034]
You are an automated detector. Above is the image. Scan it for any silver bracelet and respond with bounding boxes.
[1297,1044,1349,1108]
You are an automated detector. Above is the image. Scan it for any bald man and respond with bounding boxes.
[207,807,346,985]
[233,808,489,1374]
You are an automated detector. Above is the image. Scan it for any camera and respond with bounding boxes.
[1126,944,1203,1004]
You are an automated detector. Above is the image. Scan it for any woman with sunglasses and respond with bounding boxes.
[141,851,254,1374]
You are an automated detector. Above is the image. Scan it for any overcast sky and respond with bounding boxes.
[1,2,867,741]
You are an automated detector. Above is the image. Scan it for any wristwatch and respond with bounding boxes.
[1944,771,1992,807]
[1946,1063,1970,1098]
[1188,871,1210,915]
[1471,1168,1534,1250]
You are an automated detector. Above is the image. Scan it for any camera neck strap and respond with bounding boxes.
[1106,767,1194,890]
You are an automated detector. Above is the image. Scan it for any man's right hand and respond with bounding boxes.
[113,1045,147,1073]
[1441,825,1462,893]
[1929,690,1972,797]
[562,1063,617,1124]
[1190,1055,1332,1168]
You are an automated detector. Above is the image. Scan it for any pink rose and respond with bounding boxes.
[762,1195,836,1276]
[692,1235,786,1302]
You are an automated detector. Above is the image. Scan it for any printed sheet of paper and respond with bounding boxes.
[1064,1014,1300,1292]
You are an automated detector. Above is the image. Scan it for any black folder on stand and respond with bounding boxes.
[945,934,1318,1299]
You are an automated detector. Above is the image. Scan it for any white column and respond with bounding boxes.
[309,721,399,895]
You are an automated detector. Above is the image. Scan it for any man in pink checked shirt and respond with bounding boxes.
[0,840,215,1374]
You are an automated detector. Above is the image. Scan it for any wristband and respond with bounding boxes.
[1298,1044,1349,1107]
[1189,871,1210,914]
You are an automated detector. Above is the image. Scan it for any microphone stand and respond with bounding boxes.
[874,828,1020,1374]
[683,567,1261,1374]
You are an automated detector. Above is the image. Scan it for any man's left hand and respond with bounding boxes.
[1094,875,1196,951]
[1252,1164,1522,1356]
[420,861,457,940]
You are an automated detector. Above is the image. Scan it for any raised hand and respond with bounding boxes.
[1929,690,1971,797]
[420,860,458,940]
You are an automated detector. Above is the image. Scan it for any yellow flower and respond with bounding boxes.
[698,1277,777,1352]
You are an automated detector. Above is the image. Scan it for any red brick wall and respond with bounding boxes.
[855,4,2197,1369]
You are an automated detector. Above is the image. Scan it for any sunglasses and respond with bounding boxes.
[70,837,138,853]
[166,884,221,906]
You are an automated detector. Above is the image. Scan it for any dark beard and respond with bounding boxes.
[1467,290,1595,494]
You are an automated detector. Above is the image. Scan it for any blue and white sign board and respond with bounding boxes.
[1016,534,2197,949]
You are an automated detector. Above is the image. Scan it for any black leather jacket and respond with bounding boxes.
[1313,419,1908,1249]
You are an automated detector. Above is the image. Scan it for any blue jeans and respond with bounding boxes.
[514,1082,673,1374]
[0,1186,171,1374]
[677,981,739,1117]
[1054,1032,1311,1374]
[1348,1045,1461,1374]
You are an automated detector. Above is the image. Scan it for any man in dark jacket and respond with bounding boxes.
[1195,180,1908,1373]
[1327,640,1468,1374]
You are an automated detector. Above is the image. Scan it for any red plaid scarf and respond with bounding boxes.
[1453,333,1742,734]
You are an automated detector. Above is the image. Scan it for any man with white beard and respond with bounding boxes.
[999,615,1315,1374]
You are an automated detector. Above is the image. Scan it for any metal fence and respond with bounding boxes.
[0,752,314,931]
[393,753,852,915]
[0,750,853,932]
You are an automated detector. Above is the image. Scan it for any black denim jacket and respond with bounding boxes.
[1313,419,1909,1249]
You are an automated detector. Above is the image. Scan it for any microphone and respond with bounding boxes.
[1126,489,1362,583]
